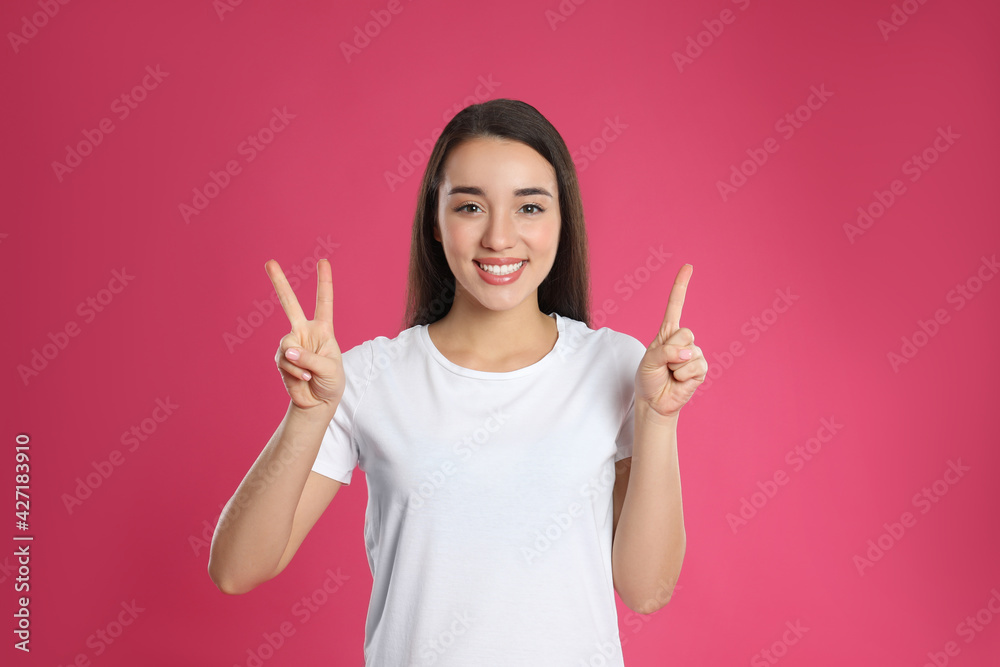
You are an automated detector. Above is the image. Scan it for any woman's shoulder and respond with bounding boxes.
[339,324,424,366]
[556,314,647,364]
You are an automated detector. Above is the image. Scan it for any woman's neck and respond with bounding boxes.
[427,295,558,373]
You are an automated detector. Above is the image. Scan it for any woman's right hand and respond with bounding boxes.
[265,258,345,411]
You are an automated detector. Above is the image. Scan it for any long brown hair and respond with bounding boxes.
[401,98,591,331]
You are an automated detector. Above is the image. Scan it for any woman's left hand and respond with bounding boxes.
[635,263,708,421]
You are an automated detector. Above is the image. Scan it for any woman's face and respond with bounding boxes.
[434,136,561,315]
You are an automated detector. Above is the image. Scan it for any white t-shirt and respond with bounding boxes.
[310,311,648,666]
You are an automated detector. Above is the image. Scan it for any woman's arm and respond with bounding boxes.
[208,258,347,594]
[610,403,685,614]
[613,263,702,613]
[208,400,340,594]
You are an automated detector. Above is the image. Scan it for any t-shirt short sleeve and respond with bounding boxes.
[310,339,373,484]
[613,333,649,462]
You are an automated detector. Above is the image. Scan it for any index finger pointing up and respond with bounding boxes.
[314,258,334,326]
[659,263,692,341]
[265,259,307,327]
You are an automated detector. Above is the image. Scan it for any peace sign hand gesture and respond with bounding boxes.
[635,264,708,421]
[265,258,345,412]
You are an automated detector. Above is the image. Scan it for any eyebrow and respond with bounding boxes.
[447,185,553,198]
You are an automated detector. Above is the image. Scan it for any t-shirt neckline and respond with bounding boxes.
[418,312,564,379]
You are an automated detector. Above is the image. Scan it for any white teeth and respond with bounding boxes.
[477,261,524,276]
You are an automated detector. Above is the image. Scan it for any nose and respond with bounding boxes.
[481,210,516,251]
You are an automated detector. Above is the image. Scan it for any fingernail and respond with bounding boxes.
[679,349,692,360]
[302,371,312,381]
[286,348,300,360]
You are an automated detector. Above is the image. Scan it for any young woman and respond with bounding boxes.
[208,99,707,665]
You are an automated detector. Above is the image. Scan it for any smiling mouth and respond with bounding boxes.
[474,260,526,276]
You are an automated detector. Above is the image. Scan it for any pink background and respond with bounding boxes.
[4,0,999,665]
